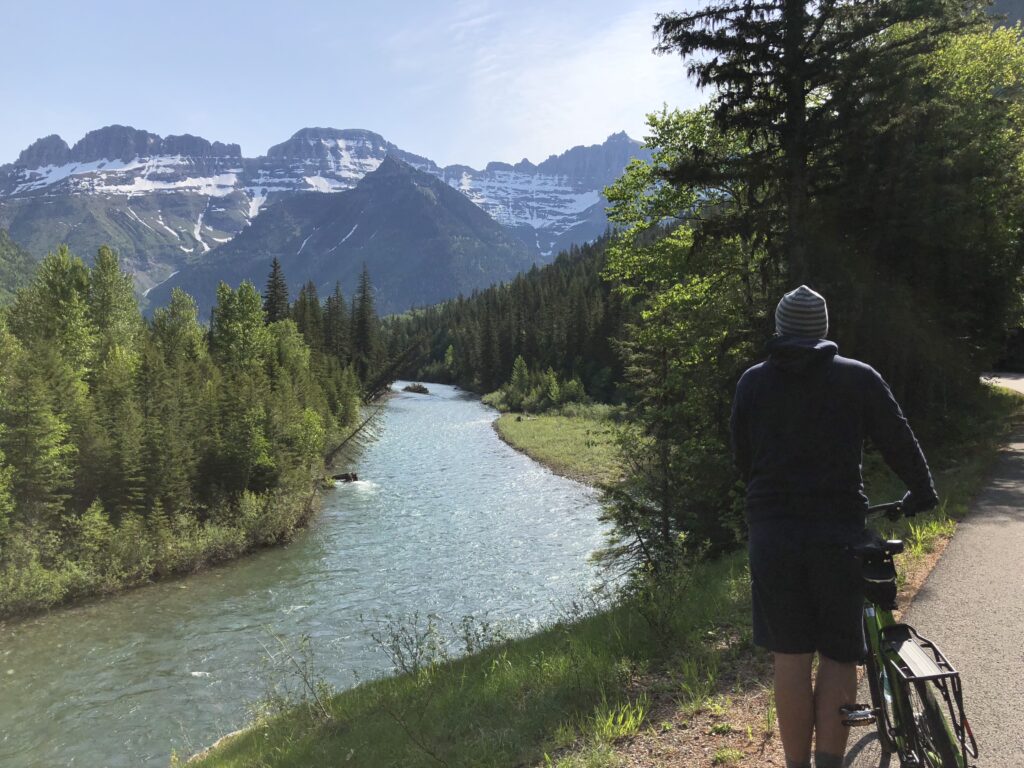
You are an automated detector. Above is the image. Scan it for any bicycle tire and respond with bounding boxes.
[908,680,962,768]
[864,641,897,754]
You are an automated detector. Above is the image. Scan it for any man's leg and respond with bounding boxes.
[813,654,858,766]
[774,652,814,768]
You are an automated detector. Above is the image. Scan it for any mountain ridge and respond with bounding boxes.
[147,156,537,316]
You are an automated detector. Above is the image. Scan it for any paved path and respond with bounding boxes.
[847,376,1024,767]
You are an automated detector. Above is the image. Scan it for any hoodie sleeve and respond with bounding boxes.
[864,368,938,509]
[731,373,752,481]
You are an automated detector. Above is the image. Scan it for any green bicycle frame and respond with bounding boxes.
[863,602,914,754]
[862,598,972,767]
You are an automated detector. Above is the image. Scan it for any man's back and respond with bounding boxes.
[732,335,937,523]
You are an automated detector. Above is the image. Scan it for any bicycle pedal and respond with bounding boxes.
[839,704,877,727]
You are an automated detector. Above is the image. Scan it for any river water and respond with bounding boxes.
[0,383,608,767]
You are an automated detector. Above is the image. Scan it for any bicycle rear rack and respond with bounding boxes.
[881,623,979,761]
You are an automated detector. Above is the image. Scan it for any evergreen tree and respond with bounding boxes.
[291,281,323,351]
[94,345,146,517]
[351,264,379,381]
[152,288,205,363]
[8,246,97,378]
[323,282,350,362]
[88,246,143,364]
[653,0,986,284]
[263,258,290,323]
[209,281,271,370]
[0,353,77,529]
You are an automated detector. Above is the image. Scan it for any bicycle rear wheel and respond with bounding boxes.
[908,680,963,768]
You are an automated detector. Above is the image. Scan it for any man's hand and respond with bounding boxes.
[901,490,939,517]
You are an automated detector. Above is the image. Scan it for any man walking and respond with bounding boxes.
[730,285,938,768]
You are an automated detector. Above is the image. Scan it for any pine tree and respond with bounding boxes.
[8,246,97,378]
[210,281,271,370]
[351,264,379,382]
[263,258,290,323]
[653,0,986,283]
[94,345,146,518]
[88,245,143,364]
[0,354,77,529]
[292,281,323,351]
[323,282,349,362]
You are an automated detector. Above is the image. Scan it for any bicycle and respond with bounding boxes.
[839,501,980,767]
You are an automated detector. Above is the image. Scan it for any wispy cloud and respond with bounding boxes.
[383,1,705,167]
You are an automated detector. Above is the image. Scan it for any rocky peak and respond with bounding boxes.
[535,132,647,184]
[16,135,71,167]
[266,127,390,159]
[70,125,163,163]
[162,134,242,158]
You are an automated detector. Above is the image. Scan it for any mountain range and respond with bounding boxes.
[148,158,537,316]
[0,125,649,312]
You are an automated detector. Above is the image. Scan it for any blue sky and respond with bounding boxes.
[0,0,705,168]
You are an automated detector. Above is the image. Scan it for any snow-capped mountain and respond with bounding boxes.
[0,125,649,297]
[147,157,538,317]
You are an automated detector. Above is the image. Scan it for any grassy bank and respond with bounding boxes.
[191,384,1020,768]
[493,405,622,487]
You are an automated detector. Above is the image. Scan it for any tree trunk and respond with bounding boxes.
[782,0,810,285]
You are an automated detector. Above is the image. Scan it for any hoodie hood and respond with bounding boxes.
[767,336,838,375]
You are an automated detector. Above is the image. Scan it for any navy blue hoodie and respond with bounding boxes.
[730,336,938,524]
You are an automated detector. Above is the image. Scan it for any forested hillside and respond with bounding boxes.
[385,235,630,401]
[0,228,35,304]
[0,247,379,616]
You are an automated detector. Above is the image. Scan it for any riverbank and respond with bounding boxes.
[492,406,623,487]
[189,384,1021,768]
[0,407,375,623]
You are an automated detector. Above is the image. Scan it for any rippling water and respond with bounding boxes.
[0,383,607,767]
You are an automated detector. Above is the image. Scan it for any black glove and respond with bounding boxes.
[901,490,938,517]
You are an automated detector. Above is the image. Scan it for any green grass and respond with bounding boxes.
[191,384,1021,768]
[712,747,744,765]
[494,409,621,487]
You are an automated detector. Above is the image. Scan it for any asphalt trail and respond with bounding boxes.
[847,376,1024,767]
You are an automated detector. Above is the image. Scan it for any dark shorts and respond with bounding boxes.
[748,518,866,663]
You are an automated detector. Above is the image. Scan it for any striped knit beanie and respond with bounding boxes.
[775,285,828,339]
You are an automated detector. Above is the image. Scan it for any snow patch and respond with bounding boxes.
[340,223,358,243]
[193,202,210,253]
[11,157,148,194]
[326,223,359,255]
[156,212,180,240]
[96,172,239,197]
[143,270,180,297]
[304,175,349,193]
[246,190,267,220]
[296,226,319,256]
[125,206,155,232]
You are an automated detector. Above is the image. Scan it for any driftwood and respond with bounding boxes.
[402,382,429,394]
[332,472,359,482]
